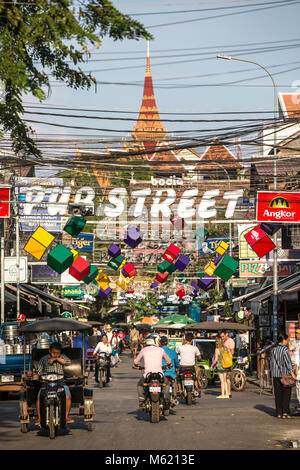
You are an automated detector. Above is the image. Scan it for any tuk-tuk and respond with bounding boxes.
[19,318,95,436]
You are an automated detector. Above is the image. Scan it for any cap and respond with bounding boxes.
[17,314,26,321]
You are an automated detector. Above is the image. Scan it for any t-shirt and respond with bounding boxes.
[177,344,200,366]
[134,346,171,378]
[224,338,235,355]
[130,329,139,343]
[94,342,112,355]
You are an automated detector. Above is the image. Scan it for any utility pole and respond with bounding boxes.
[0,220,4,324]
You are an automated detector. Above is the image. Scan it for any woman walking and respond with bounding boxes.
[210,336,230,398]
[270,333,296,419]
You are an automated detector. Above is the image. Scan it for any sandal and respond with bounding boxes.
[282,414,291,419]
[277,415,282,419]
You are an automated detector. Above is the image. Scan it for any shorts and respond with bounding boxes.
[217,369,228,374]
[131,342,138,349]
[38,385,71,398]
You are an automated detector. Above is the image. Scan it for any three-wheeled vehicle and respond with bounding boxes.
[18,318,95,438]
[184,321,254,392]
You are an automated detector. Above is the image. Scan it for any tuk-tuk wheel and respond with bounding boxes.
[88,422,93,431]
[196,367,208,389]
[21,423,28,433]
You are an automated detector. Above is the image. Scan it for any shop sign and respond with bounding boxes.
[31,264,61,284]
[0,186,10,218]
[4,257,27,282]
[61,286,84,297]
[257,191,300,223]
[198,237,230,255]
[70,233,94,252]
[239,261,291,278]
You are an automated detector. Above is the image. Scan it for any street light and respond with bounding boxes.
[217,54,279,342]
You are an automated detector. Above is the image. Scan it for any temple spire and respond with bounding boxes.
[131,41,167,145]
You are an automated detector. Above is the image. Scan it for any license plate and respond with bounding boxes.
[47,392,57,398]
[149,386,161,393]
[1,375,14,383]
[184,380,194,386]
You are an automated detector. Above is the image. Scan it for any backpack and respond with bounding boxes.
[221,347,232,369]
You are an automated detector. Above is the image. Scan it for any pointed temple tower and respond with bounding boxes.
[131,41,167,158]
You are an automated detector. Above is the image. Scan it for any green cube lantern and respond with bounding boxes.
[197,270,205,279]
[108,255,125,271]
[47,244,73,274]
[83,265,98,284]
[63,216,86,237]
[158,260,171,273]
[166,263,176,275]
[214,254,238,281]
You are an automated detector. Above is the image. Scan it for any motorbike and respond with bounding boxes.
[96,352,111,388]
[179,367,200,406]
[39,373,66,439]
[163,366,179,413]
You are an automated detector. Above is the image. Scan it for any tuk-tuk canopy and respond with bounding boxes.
[184,321,254,332]
[20,318,92,334]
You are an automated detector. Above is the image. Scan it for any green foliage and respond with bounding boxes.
[0,0,152,157]
[200,288,225,310]
[124,292,160,323]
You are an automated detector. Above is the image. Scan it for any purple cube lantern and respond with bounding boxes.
[98,287,112,299]
[108,244,121,258]
[174,254,190,272]
[197,274,215,291]
[151,281,159,289]
[124,227,143,249]
[260,223,281,236]
[191,281,200,291]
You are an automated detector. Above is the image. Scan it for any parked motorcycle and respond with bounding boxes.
[39,373,66,439]
[96,352,111,388]
[179,367,200,405]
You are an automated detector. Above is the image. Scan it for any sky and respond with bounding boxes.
[25,0,300,175]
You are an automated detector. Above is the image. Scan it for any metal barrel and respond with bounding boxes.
[5,344,15,355]
[39,338,50,349]
[2,325,20,341]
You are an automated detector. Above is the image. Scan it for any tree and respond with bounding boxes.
[0,0,152,157]
[124,292,161,323]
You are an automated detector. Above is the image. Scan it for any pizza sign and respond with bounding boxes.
[0,186,10,218]
[256,191,300,223]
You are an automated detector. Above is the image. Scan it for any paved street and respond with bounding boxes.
[0,350,300,450]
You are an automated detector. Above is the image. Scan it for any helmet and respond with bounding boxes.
[145,334,160,347]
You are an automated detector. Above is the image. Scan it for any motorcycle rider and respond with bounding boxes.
[176,333,202,395]
[133,335,172,411]
[160,336,180,397]
[94,334,112,383]
[34,342,72,425]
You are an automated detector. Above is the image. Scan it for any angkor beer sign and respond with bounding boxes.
[257,191,300,223]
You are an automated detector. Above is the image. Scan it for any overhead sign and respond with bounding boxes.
[0,186,10,218]
[257,191,300,223]
[70,233,94,252]
[31,264,61,284]
[61,286,84,297]
[239,260,291,278]
[4,257,28,282]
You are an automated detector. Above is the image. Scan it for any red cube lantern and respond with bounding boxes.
[122,262,137,278]
[69,256,91,281]
[176,288,185,299]
[162,244,181,263]
[156,272,169,284]
[244,225,275,258]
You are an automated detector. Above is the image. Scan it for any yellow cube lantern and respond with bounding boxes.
[98,281,110,290]
[70,249,79,261]
[118,259,126,270]
[24,226,55,260]
[117,272,131,291]
[215,241,229,256]
[204,261,216,277]
[94,270,110,285]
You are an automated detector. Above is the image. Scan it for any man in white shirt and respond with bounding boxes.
[105,325,113,344]
[94,334,112,383]
[177,333,201,394]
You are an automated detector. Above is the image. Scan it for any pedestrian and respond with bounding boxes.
[210,336,230,398]
[111,330,121,367]
[129,325,139,359]
[270,333,296,419]
[72,330,89,358]
[105,325,113,344]
[293,329,300,410]
[220,330,235,398]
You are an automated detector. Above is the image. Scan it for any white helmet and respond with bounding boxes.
[145,334,160,347]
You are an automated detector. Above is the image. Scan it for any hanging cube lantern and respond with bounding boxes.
[97,281,110,290]
[70,248,79,262]
[108,255,125,271]
[178,273,188,284]
[158,260,171,273]
[214,254,239,282]
[108,244,121,258]
[24,226,55,260]
[122,263,137,278]
[171,216,184,230]
[69,256,91,281]
[47,244,73,274]
[124,227,143,248]
[215,240,229,256]
[191,281,200,292]
[83,265,98,284]
[197,270,205,279]
[174,254,190,271]
[259,223,282,236]
[156,272,169,284]
[63,216,86,237]
[204,260,216,277]
[244,225,276,258]
[93,269,110,285]
[198,274,215,291]
[117,274,130,291]
[98,287,112,299]
[151,281,159,289]
[166,263,176,275]
[176,288,186,299]
[162,244,181,263]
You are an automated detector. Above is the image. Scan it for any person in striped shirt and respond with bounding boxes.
[270,333,296,419]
